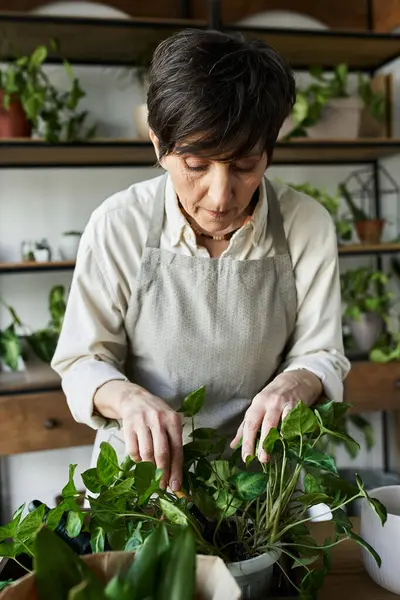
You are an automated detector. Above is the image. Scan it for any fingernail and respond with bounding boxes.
[242,453,248,463]
[160,479,167,490]
[172,480,181,492]
[259,451,268,463]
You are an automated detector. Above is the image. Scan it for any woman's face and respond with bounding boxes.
[150,132,268,235]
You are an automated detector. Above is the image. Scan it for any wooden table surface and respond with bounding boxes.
[310,518,396,600]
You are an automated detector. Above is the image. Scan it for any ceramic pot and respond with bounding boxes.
[0,91,31,138]
[361,485,400,594]
[349,312,385,352]
[228,548,281,600]
[59,233,82,260]
[307,97,363,139]
[355,219,385,244]
[133,103,150,140]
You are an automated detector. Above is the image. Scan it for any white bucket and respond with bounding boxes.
[228,548,281,600]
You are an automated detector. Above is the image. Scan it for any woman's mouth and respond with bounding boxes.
[204,208,231,219]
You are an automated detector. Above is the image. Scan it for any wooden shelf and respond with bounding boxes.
[228,25,400,70]
[0,260,75,273]
[0,12,206,66]
[339,243,400,255]
[0,362,60,395]
[1,12,400,70]
[2,138,400,168]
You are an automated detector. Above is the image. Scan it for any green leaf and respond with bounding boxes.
[0,542,16,558]
[281,402,318,439]
[160,528,196,600]
[81,468,102,494]
[192,488,219,519]
[128,524,169,598]
[16,503,46,542]
[66,511,84,538]
[302,446,338,474]
[90,526,105,553]
[135,461,156,495]
[30,45,47,68]
[229,472,268,500]
[0,325,22,371]
[68,579,107,600]
[348,530,381,567]
[124,521,143,552]
[292,555,320,569]
[333,508,352,534]
[138,469,163,506]
[263,427,281,454]
[107,529,127,551]
[304,473,324,495]
[210,460,231,482]
[97,442,119,485]
[213,489,242,517]
[315,401,351,428]
[35,528,104,600]
[63,59,75,81]
[189,427,218,439]
[178,386,205,417]
[297,492,330,506]
[62,464,78,498]
[183,440,214,462]
[349,414,374,449]
[0,504,25,541]
[356,476,387,525]
[99,478,135,503]
[46,502,67,530]
[104,577,132,600]
[0,580,13,592]
[159,498,188,526]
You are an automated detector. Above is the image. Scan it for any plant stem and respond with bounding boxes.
[14,558,32,574]
[281,536,349,552]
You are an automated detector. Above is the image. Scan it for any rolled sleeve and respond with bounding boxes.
[279,200,350,403]
[51,227,128,430]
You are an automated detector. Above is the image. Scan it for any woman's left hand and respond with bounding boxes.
[230,369,323,463]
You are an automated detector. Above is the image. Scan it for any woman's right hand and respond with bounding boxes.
[118,384,183,491]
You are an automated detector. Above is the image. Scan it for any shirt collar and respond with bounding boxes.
[164,174,269,247]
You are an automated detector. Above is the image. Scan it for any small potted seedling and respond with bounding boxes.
[339,182,384,244]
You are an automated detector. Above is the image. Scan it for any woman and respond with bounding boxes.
[52,29,350,493]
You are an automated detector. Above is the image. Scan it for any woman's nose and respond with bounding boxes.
[207,171,233,210]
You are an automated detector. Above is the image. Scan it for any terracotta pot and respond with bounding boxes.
[0,90,31,138]
[355,219,385,244]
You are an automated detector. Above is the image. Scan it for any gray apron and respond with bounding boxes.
[91,175,297,465]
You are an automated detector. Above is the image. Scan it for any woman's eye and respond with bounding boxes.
[233,163,256,173]
[185,163,208,172]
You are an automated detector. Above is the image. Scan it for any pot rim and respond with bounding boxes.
[228,546,281,569]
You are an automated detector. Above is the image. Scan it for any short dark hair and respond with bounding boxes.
[147,29,295,163]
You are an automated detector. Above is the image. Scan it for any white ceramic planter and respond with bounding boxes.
[133,104,150,140]
[360,485,400,594]
[228,548,281,600]
[307,97,363,139]
[349,312,385,352]
[59,233,82,260]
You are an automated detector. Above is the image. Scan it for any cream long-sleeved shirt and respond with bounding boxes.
[52,174,350,429]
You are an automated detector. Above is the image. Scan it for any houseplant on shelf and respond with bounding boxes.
[341,267,392,352]
[0,302,24,372]
[26,285,66,363]
[286,181,353,243]
[0,388,387,600]
[339,181,385,244]
[59,230,82,261]
[0,43,96,142]
[282,64,386,140]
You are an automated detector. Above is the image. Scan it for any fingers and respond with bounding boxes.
[167,414,183,492]
[230,421,244,449]
[258,406,282,463]
[241,409,264,461]
[152,427,170,489]
[137,425,154,463]
[126,431,140,463]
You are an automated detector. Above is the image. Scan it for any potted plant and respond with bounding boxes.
[281,64,386,140]
[0,44,96,142]
[0,388,387,600]
[0,525,240,600]
[0,302,24,372]
[26,285,66,363]
[59,231,82,261]
[339,181,385,244]
[286,181,353,243]
[341,267,391,352]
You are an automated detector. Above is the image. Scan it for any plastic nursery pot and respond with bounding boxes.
[227,547,282,600]
[355,219,385,244]
[0,91,31,138]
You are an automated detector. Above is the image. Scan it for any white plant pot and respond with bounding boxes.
[59,235,81,260]
[349,312,385,352]
[0,356,25,373]
[33,248,50,262]
[361,485,400,594]
[133,104,150,140]
[307,97,363,139]
[228,548,281,600]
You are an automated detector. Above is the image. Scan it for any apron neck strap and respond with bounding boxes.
[264,178,290,256]
[146,174,289,256]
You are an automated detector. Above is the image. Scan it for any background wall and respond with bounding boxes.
[1,1,398,515]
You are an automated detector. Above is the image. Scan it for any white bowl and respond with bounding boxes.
[360,485,400,594]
